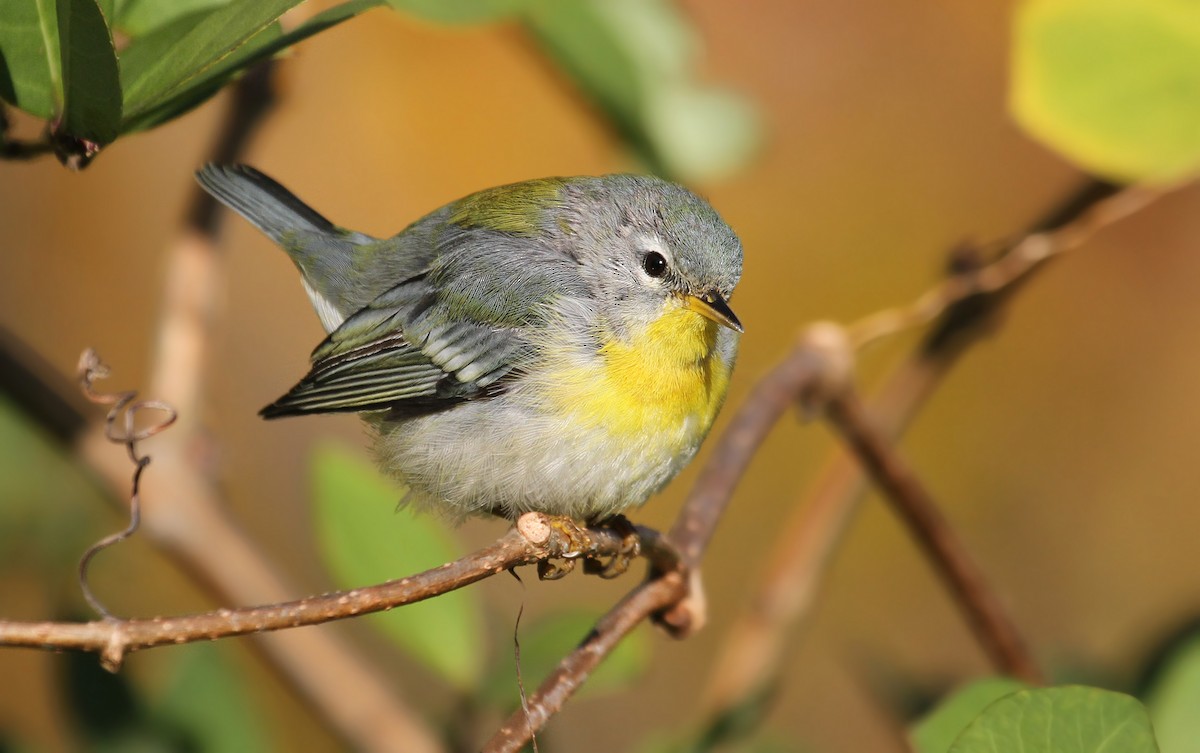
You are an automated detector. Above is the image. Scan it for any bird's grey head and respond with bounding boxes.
[554,175,744,341]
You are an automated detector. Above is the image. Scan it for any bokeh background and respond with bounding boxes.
[3,1,1200,751]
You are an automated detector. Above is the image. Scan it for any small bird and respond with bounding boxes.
[197,165,743,522]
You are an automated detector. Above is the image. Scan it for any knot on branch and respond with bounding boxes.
[794,321,854,417]
[654,567,706,639]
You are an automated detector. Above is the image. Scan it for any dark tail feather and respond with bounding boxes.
[195,164,337,243]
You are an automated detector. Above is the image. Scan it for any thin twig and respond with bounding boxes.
[484,572,689,753]
[825,390,1042,683]
[669,323,853,570]
[0,519,671,669]
[845,183,1162,351]
[76,350,177,618]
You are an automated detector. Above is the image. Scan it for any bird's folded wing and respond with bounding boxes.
[260,277,529,418]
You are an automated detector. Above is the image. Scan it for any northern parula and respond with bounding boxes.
[197,165,743,520]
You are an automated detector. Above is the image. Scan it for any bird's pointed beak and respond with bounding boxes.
[683,291,744,333]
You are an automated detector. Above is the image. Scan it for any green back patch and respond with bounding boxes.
[449,178,569,236]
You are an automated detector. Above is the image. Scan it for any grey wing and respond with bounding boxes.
[260,276,531,419]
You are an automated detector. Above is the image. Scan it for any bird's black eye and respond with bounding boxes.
[642,251,668,278]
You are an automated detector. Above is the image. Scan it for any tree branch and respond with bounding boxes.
[0,519,671,667]
[485,572,689,753]
[480,325,856,751]
[825,390,1042,683]
[701,177,1173,722]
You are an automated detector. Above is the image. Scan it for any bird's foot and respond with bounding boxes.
[583,514,641,580]
[531,515,590,581]
[518,513,641,580]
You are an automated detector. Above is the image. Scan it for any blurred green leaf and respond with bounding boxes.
[523,0,758,181]
[118,0,303,124]
[524,0,641,128]
[152,643,271,753]
[910,677,1028,753]
[1145,633,1200,753]
[94,0,114,24]
[0,0,63,118]
[947,686,1158,753]
[0,395,105,568]
[61,642,260,752]
[484,608,649,706]
[386,0,532,24]
[312,442,485,688]
[114,0,230,37]
[119,0,383,133]
[645,85,759,182]
[1012,0,1200,183]
[56,0,121,144]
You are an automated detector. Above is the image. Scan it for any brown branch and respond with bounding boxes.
[669,323,852,570]
[480,326,856,751]
[486,572,689,752]
[844,181,1161,351]
[702,355,946,713]
[0,518,671,664]
[825,390,1042,683]
[701,177,1162,720]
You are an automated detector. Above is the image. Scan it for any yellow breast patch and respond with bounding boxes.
[542,300,731,451]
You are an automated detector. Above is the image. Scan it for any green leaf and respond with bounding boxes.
[1145,633,1200,753]
[56,0,121,144]
[61,640,266,752]
[0,0,63,118]
[119,0,383,133]
[0,395,105,568]
[152,644,271,753]
[386,0,532,24]
[522,0,759,181]
[118,0,304,123]
[311,442,485,689]
[114,0,231,37]
[644,85,759,183]
[523,0,642,132]
[910,677,1029,753]
[947,686,1159,753]
[1012,0,1200,183]
[116,8,280,132]
[483,609,649,706]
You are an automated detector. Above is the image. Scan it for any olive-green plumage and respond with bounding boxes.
[196,164,744,520]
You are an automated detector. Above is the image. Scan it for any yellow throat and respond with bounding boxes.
[546,300,731,449]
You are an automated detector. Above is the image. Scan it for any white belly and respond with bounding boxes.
[369,393,700,520]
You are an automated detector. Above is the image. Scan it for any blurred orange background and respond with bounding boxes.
[3,1,1200,751]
